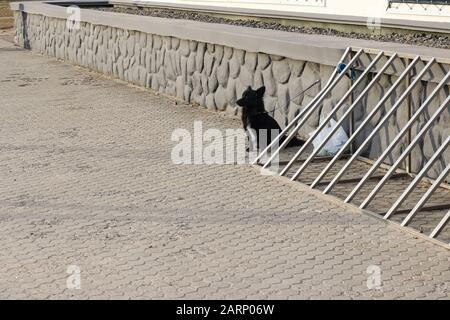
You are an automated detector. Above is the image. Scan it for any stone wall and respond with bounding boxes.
[13,10,449,179]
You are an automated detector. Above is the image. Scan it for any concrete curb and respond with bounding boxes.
[253,165,450,252]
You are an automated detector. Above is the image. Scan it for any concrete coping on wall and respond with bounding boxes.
[10,0,450,68]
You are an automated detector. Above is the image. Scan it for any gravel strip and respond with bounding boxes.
[95,6,450,49]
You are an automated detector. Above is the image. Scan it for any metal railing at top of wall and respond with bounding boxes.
[389,1,450,5]
[253,47,450,243]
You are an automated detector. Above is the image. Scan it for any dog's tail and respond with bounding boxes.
[280,136,305,148]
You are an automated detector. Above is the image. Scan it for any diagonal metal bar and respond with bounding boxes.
[308,56,421,188]
[309,172,408,186]
[345,72,450,203]
[278,51,385,177]
[321,58,435,194]
[251,47,351,166]
[277,153,350,166]
[400,163,450,226]
[259,49,362,170]
[286,53,396,179]
[430,209,450,239]
[384,136,450,220]
[359,94,450,208]
[377,203,450,216]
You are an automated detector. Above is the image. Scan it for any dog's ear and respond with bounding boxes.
[236,98,245,107]
[256,86,266,97]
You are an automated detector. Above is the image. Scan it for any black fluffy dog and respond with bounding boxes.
[236,86,304,151]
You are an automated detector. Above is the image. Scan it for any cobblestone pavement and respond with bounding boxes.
[1,37,450,300]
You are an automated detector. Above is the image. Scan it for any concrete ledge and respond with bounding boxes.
[10,1,450,67]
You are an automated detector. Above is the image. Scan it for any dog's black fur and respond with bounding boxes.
[236,86,304,150]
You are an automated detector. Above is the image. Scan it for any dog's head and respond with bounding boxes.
[236,86,266,112]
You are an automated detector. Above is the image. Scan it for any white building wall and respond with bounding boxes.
[140,0,450,23]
